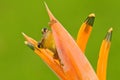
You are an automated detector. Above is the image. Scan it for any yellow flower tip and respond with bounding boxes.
[24,41,35,50]
[24,41,28,45]
[105,27,113,41]
[22,32,36,50]
[108,27,113,32]
[44,2,57,26]
[85,13,95,26]
[22,32,29,41]
[22,32,37,47]
[22,32,31,43]
[22,32,26,37]
[89,13,95,17]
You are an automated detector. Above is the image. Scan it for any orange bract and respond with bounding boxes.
[22,3,112,80]
[97,28,112,80]
[22,33,67,80]
[77,13,95,53]
[45,3,98,80]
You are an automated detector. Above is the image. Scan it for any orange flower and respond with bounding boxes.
[76,13,95,53]
[22,3,112,80]
[97,28,112,80]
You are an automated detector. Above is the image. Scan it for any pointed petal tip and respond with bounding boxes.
[108,27,113,33]
[44,2,55,22]
[105,27,113,41]
[24,41,28,45]
[22,32,28,38]
[22,32,25,36]
[89,13,95,17]
[44,1,48,11]
[22,32,29,40]
[24,41,35,50]
[85,13,95,26]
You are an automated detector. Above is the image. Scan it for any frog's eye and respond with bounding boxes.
[38,42,42,48]
[41,28,48,34]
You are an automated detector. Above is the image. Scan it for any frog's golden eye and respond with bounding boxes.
[41,28,48,34]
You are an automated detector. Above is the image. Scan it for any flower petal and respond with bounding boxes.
[22,33,67,80]
[96,28,113,80]
[45,3,98,80]
[76,13,95,53]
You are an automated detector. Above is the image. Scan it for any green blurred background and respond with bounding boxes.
[0,0,120,80]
